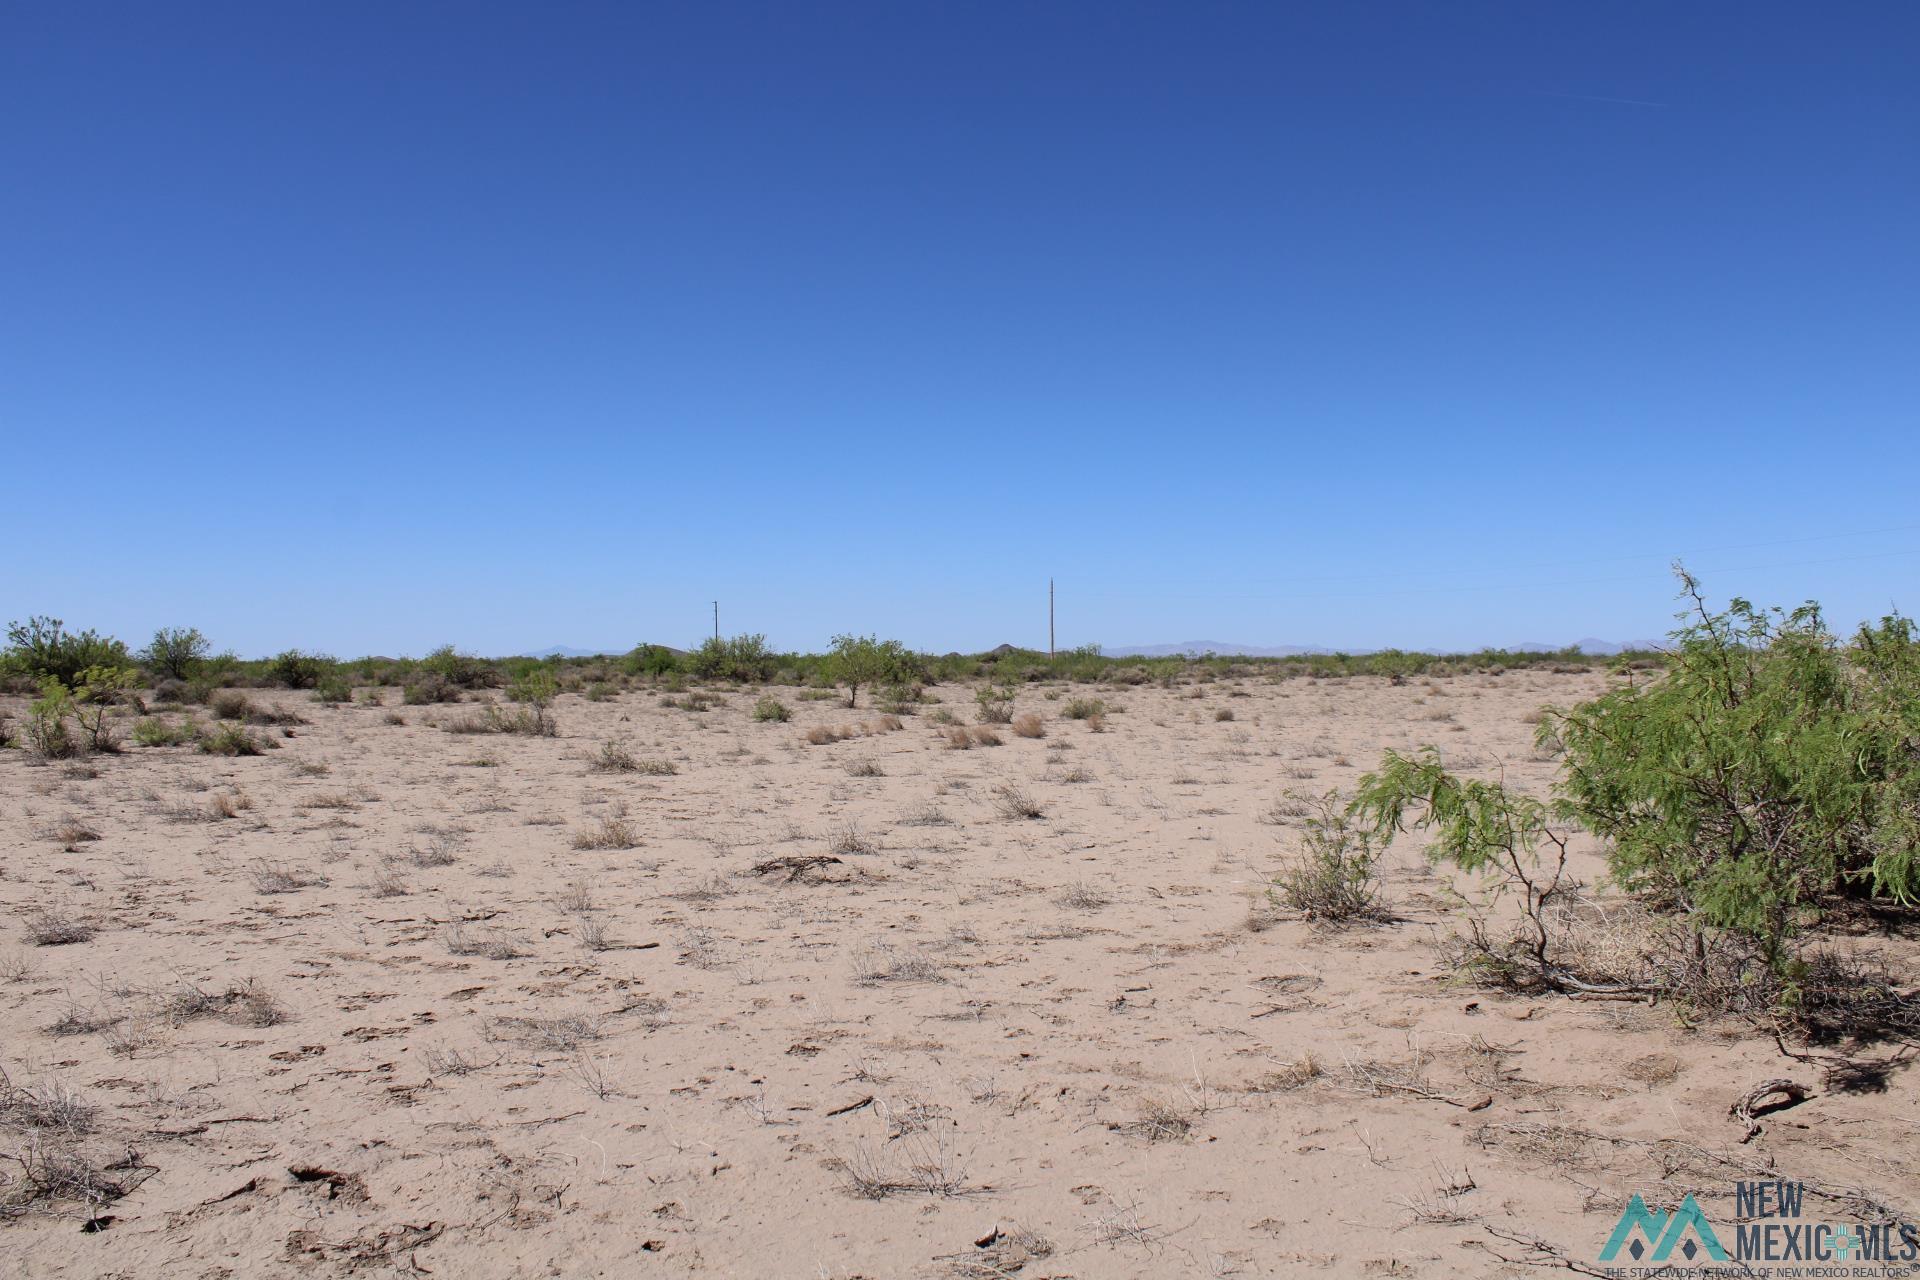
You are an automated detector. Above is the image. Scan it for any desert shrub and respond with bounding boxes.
[140,627,209,681]
[420,644,500,689]
[624,644,682,677]
[402,673,461,704]
[975,681,1016,724]
[1548,573,1920,971]
[1351,746,1573,986]
[23,681,79,760]
[198,723,272,756]
[688,633,775,683]
[268,649,333,689]
[879,680,924,715]
[131,717,195,747]
[1012,713,1046,738]
[826,634,916,709]
[1272,792,1382,922]
[1062,698,1106,720]
[311,669,353,703]
[589,739,637,772]
[991,783,1045,820]
[1351,574,1920,1007]
[208,689,252,719]
[446,705,553,736]
[68,668,138,754]
[22,908,96,946]
[753,696,791,722]
[504,668,559,735]
[3,618,130,689]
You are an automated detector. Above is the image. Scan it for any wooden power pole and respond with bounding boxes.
[1049,579,1055,657]
[712,602,719,642]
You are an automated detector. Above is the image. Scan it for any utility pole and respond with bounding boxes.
[1049,579,1055,657]
[712,602,719,642]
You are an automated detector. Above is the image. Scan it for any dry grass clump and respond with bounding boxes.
[991,783,1045,820]
[198,723,274,755]
[969,726,1002,747]
[571,812,641,850]
[443,921,527,960]
[1253,1052,1323,1092]
[404,833,461,867]
[0,1070,135,1220]
[846,759,885,778]
[829,822,878,855]
[1062,698,1106,720]
[1055,880,1112,910]
[494,1013,603,1050]
[160,977,288,1027]
[44,815,101,848]
[836,1131,978,1200]
[1011,713,1046,738]
[948,1223,1055,1276]
[21,909,95,948]
[588,739,638,772]
[247,859,326,895]
[944,726,974,750]
[207,690,252,720]
[368,865,410,898]
[445,705,556,737]
[851,943,947,984]
[1272,793,1383,924]
[810,718,904,745]
[205,789,253,820]
[0,1072,96,1136]
[1113,1096,1198,1143]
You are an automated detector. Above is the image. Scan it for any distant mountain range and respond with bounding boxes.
[1105,638,1658,658]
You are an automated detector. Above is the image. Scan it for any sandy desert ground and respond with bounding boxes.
[2,671,1915,1278]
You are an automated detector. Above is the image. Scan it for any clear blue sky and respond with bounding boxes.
[5,2,1916,657]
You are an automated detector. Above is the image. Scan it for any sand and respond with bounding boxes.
[2,671,1914,1277]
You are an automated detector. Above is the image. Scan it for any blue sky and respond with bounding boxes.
[5,2,1916,657]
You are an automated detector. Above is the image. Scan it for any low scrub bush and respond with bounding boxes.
[140,626,210,681]
[1271,792,1382,923]
[1347,572,1920,1021]
[131,716,195,747]
[826,634,917,709]
[268,649,334,690]
[23,681,80,760]
[3,617,130,689]
[208,689,252,720]
[198,723,273,756]
[753,695,791,722]
[688,633,774,683]
[975,682,1016,724]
